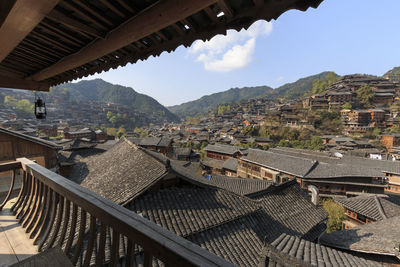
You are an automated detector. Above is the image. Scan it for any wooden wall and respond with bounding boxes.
[0,132,58,169]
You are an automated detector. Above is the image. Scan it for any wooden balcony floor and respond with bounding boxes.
[0,198,38,266]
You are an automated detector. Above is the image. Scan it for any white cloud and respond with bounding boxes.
[203,38,255,72]
[189,20,272,72]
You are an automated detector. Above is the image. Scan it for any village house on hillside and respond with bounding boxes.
[334,194,400,229]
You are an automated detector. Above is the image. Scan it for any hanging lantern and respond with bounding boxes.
[34,95,47,119]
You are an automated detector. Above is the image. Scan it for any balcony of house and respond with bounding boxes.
[0,159,232,266]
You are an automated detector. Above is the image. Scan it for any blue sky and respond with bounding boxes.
[82,0,400,106]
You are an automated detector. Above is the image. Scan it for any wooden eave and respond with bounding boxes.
[0,0,323,91]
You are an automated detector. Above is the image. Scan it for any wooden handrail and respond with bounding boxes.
[0,161,21,172]
[10,158,232,266]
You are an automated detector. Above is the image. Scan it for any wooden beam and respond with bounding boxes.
[28,0,218,82]
[0,75,50,91]
[0,161,21,172]
[0,0,60,63]
[0,0,16,28]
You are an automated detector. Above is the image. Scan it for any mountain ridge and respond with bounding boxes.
[168,71,337,118]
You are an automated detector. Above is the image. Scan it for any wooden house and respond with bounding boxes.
[238,147,387,196]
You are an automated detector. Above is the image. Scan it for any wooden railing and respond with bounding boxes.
[0,158,233,267]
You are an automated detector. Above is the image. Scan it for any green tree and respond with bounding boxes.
[312,72,339,94]
[16,99,34,115]
[372,127,381,137]
[312,79,328,94]
[4,95,17,107]
[106,111,114,120]
[109,116,118,125]
[342,102,352,110]
[117,127,126,138]
[322,199,346,233]
[357,84,374,107]
[310,136,324,150]
[134,127,148,138]
[217,104,231,115]
[106,128,116,136]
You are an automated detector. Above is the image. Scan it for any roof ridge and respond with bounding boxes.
[374,196,388,220]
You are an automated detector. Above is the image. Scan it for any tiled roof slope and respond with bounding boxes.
[208,175,273,196]
[128,137,171,147]
[320,216,400,256]
[259,234,379,267]
[127,181,328,266]
[129,186,259,238]
[78,139,167,204]
[252,181,328,240]
[242,149,317,177]
[335,195,400,221]
[222,157,238,171]
[185,211,274,267]
[204,144,247,155]
[270,146,400,178]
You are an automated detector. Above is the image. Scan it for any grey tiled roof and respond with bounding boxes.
[242,149,317,177]
[207,175,273,196]
[252,181,328,240]
[222,157,238,171]
[259,233,378,267]
[204,144,247,155]
[320,216,400,256]
[173,147,192,156]
[201,158,225,169]
[335,195,400,221]
[128,137,172,147]
[126,180,328,267]
[267,147,400,179]
[78,139,167,205]
[128,186,259,238]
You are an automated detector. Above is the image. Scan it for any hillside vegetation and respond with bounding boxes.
[51,79,179,122]
[168,86,273,118]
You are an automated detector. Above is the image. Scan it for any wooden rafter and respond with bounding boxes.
[217,0,234,18]
[28,0,218,82]
[0,75,50,91]
[47,9,106,39]
[0,0,60,63]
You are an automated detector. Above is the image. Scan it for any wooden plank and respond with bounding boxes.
[0,0,60,63]
[0,228,18,266]
[9,246,73,267]
[0,75,50,91]
[0,208,38,263]
[28,0,218,82]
